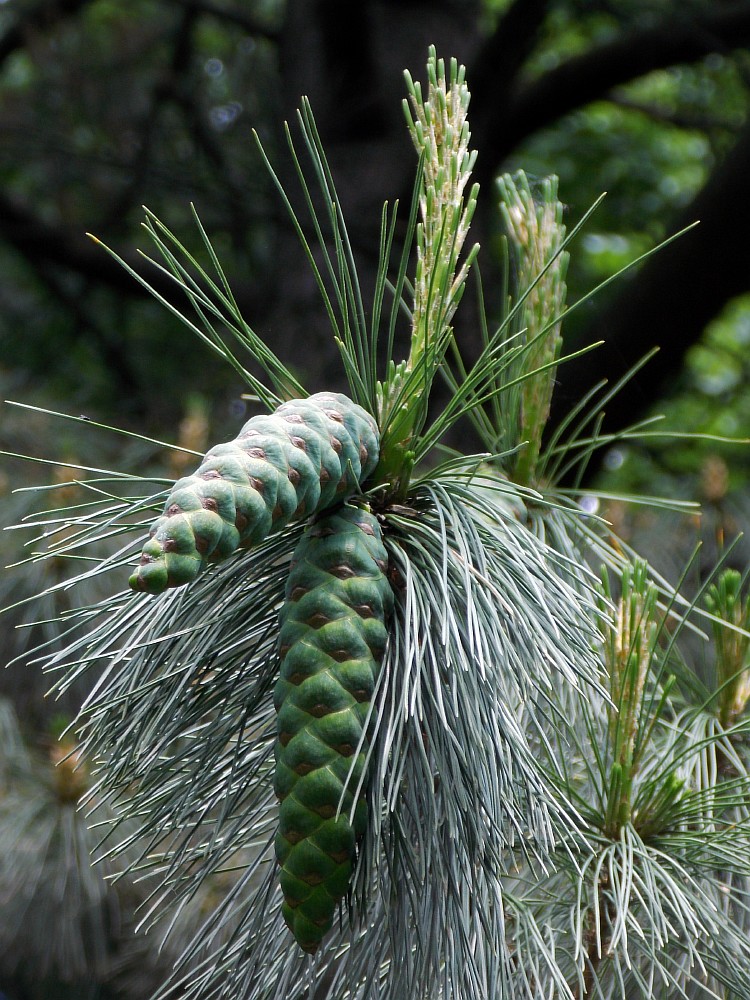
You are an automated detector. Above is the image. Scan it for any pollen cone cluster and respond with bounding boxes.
[273,504,393,953]
[130,393,379,594]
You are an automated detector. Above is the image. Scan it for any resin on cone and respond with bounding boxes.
[130,393,379,594]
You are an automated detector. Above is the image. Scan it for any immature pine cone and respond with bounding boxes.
[130,393,379,594]
[273,504,393,953]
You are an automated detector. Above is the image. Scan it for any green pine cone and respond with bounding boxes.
[130,393,379,594]
[273,504,393,953]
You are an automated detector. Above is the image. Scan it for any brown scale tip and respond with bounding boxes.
[306,612,330,629]
[327,848,351,864]
[329,649,351,663]
[300,871,325,886]
[309,523,335,537]
[309,703,333,718]
[328,564,355,580]
[312,803,336,819]
[129,562,170,595]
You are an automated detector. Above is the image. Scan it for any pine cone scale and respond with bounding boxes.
[130,393,379,594]
[274,504,393,952]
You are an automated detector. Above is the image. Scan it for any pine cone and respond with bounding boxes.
[130,393,379,594]
[273,504,393,953]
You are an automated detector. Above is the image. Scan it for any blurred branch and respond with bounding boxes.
[100,8,198,230]
[608,92,742,133]
[474,0,550,76]
[0,189,263,318]
[162,14,254,247]
[552,113,750,483]
[97,7,254,250]
[0,189,180,299]
[473,1,750,182]
[0,0,94,69]
[468,0,550,134]
[34,261,142,400]
[281,0,388,142]
[162,0,280,39]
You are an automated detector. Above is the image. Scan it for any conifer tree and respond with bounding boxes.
[4,47,750,1000]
